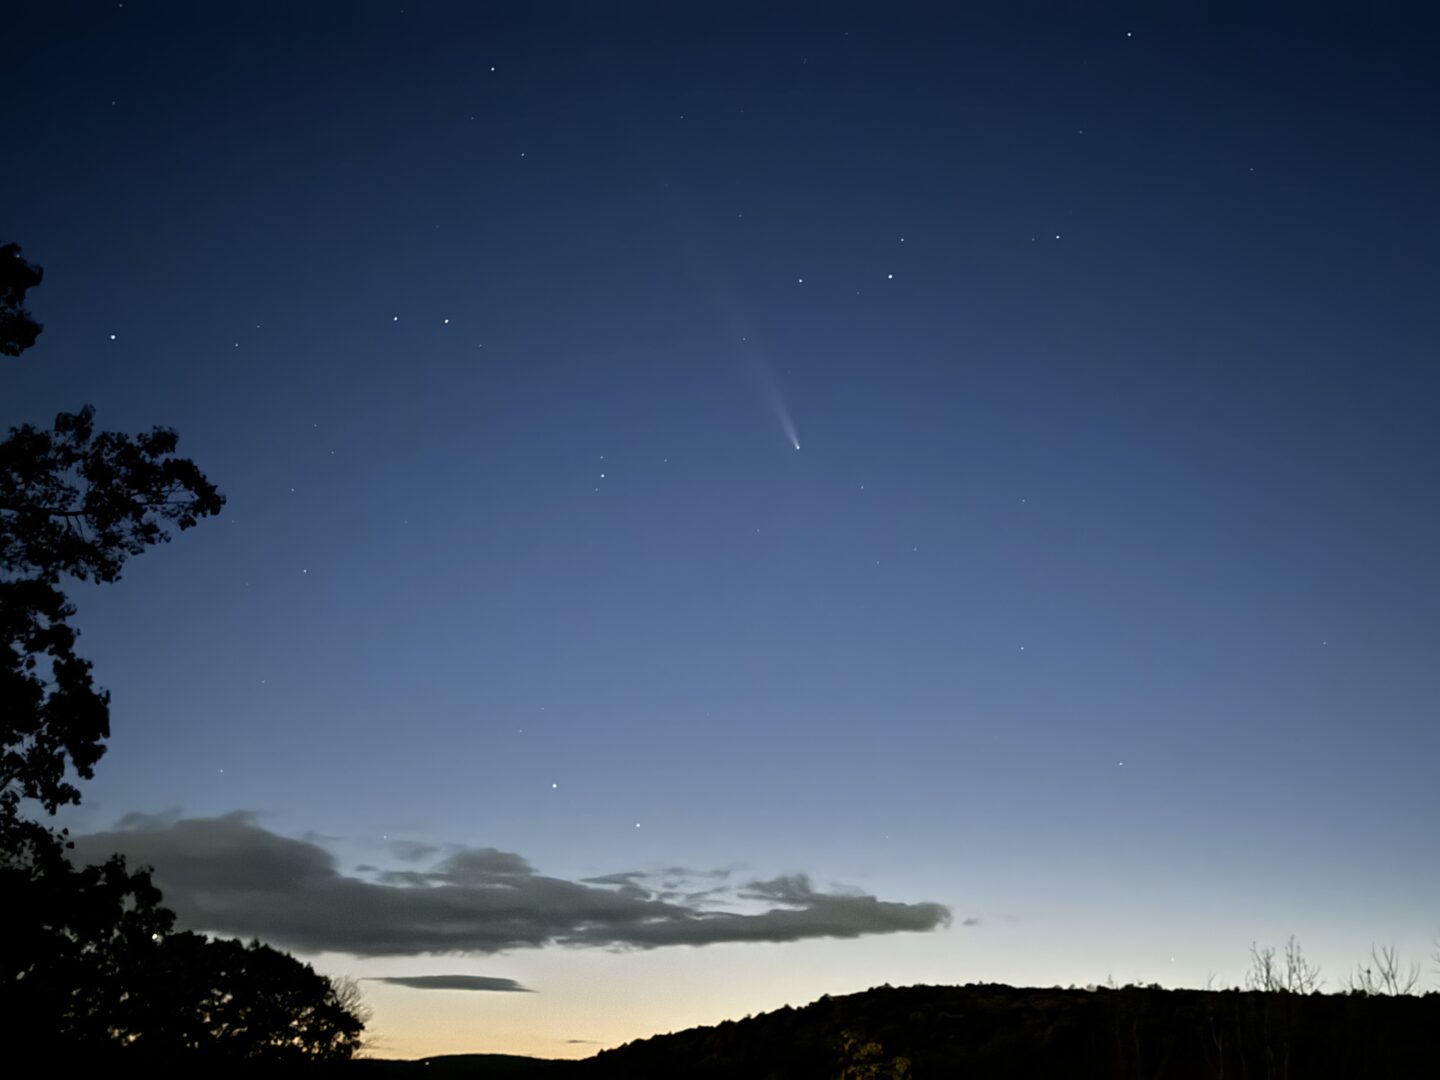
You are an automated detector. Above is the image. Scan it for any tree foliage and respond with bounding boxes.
[3,831,363,1066]
[1,243,43,357]
[4,821,368,1066]
[2,814,174,1048]
[1,403,224,815]
[106,933,366,1064]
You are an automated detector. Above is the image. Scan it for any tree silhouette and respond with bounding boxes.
[2,249,226,822]
[1,243,366,1065]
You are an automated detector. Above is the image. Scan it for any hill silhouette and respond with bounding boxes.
[355,981,1440,1078]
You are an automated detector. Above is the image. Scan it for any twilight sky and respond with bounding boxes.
[6,0,1440,1060]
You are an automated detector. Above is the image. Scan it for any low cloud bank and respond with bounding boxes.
[70,812,954,958]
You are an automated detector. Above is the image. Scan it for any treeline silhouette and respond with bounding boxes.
[568,981,1440,1079]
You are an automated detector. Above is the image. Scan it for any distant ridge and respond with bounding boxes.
[353,1052,578,1076]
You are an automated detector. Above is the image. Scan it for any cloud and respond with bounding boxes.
[388,840,442,863]
[369,975,532,993]
[69,813,952,958]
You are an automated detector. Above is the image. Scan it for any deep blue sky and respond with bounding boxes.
[6,1,1439,1058]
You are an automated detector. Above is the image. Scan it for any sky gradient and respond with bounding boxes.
[5,1,1439,1060]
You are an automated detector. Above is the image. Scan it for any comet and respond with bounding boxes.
[650,192,805,451]
[755,358,801,451]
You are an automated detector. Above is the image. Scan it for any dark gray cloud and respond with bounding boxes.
[369,975,532,993]
[69,813,953,958]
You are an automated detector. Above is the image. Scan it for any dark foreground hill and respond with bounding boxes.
[356,982,1440,1079]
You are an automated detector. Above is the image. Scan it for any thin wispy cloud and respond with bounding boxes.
[369,975,532,993]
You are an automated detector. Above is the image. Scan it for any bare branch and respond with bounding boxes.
[1246,942,1281,992]
[1284,935,1323,994]
[1247,937,1321,993]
